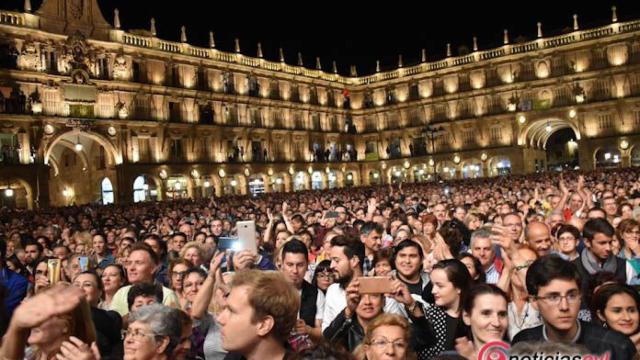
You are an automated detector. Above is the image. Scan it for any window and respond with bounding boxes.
[462,130,475,146]
[101,178,114,205]
[169,102,181,122]
[98,147,106,170]
[598,114,613,131]
[490,127,503,143]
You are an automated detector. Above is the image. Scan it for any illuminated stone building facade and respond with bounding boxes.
[1,0,640,208]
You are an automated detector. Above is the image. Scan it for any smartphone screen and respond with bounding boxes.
[358,276,393,294]
[78,256,89,272]
[217,237,242,252]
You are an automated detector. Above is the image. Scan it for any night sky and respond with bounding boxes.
[3,0,640,75]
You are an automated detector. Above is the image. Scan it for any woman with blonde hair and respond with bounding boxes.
[0,284,98,360]
[354,314,416,360]
[180,241,207,269]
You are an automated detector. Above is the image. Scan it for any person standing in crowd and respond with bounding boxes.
[393,240,430,298]
[110,243,179,317]
[0,239,27,318]
[218,270,299,360]
[469,228,502,284]
[280,239,325,345]
[322,236,404,331]
[591,283,640,353]
[455,284,509,360]
[360,222,383,276]
[575,218,627,291]
[512,255,637,360]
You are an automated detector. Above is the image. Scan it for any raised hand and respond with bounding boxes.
[387,279,413,306]
[56,337,100,360]
[344,278,361,318]
[232,250,257,271]
[11,284,84,330]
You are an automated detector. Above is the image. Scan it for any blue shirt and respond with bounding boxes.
[0,268,28,317]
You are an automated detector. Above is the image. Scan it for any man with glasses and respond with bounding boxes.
[512,256,636,360]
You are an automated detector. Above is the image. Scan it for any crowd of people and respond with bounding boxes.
[1,167,640,360]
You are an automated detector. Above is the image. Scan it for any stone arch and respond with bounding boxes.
[0,177,34,210]
[44,129,122,166]
[518,117,581,149]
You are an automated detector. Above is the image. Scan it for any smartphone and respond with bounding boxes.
[78,256,89,272]
[325,211,340,219]
[236,220,258,253]
[217,236,242,252]
[47,259,61,284]
[358,276,393,294]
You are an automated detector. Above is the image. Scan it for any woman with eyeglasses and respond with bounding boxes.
[190,253,231,360]
[124,303,181,360]
[311,259,333,294]
[496,244,541,340]
[354,314,414,360]
[555,225,581,261]
[168,259,192,309]
[616,219,640,260]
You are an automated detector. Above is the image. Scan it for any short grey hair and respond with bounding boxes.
[469,227,496,249]
[129,304,181,354]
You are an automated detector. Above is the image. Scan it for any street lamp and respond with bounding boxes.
[422,125,445,154]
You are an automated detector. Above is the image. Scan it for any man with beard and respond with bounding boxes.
[321,235,404,331]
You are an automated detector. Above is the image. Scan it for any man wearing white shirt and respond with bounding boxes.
[322,235,405,331]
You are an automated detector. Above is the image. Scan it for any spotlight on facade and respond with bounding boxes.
[481,152,488,162]
[230,179,238,187]
[4,188,14,197]
[545,123,552,132]
[569,109,577,118]
[346,174,353,181]
[373,172,379,179]
[203,180,211,188]
[218,169,226,178]
[275,178,283,185]
[620,140,630,150]
[62,188,72,198]
[517,115,526,124]
[428,159,435,166]
[453,155,461,164]
[403,160,410,169]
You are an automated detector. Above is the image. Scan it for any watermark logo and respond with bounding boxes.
[477,340,510,360]
[477,341,611,360]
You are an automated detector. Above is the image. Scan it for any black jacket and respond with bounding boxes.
[512,321,636,360]
[323,307,434,354]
